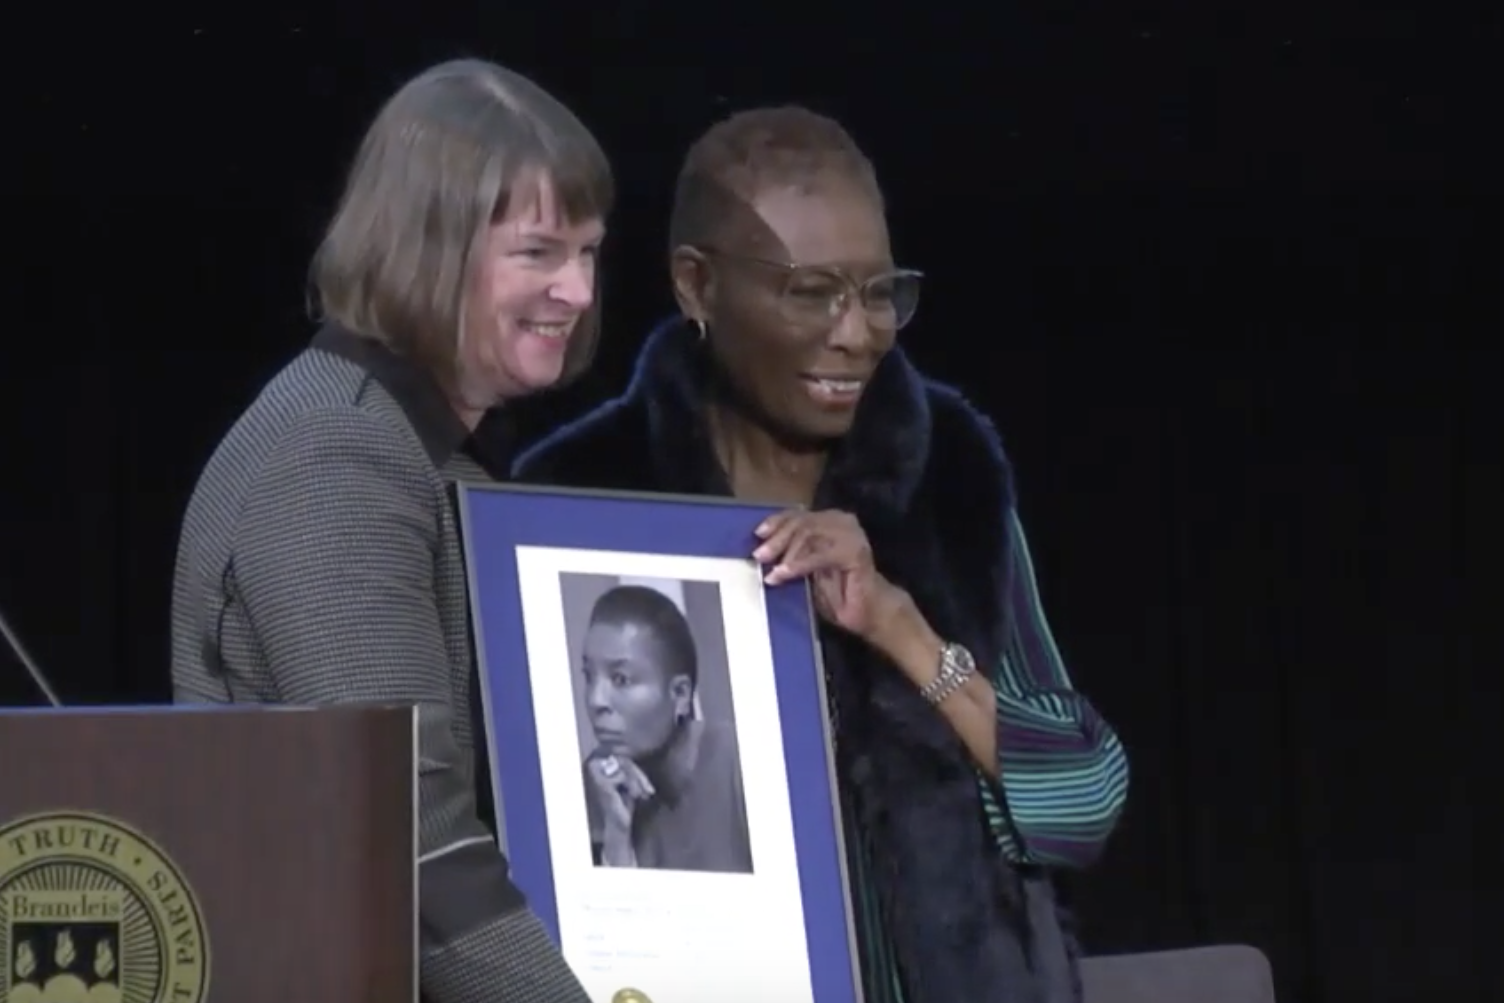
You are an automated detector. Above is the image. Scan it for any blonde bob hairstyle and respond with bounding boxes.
[312,58,614,391]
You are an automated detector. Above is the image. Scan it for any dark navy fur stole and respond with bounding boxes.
[516,318,1065,1003]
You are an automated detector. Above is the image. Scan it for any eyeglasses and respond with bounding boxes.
[699,247,924,332]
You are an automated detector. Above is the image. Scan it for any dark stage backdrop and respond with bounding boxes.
[4,6,1494,1003]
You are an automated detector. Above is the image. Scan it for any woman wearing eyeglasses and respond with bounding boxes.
[515,107,1129,1003]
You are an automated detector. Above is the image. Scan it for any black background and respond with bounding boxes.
[4,5,1495,1002]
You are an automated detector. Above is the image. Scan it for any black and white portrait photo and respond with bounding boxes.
[558,572,754,875]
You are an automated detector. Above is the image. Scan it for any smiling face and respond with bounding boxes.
[313,60,614,419]
[456,174,606,408]
[581,620,693,760]
[676,172,901,444]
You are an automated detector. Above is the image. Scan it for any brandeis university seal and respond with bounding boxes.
[0,813,209,1003]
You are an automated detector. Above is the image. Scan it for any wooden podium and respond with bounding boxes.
[0,705,416,1003]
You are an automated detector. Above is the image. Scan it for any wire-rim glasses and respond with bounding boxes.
[698,247,924,332]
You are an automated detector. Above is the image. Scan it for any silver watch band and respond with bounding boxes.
[920,642,976,706]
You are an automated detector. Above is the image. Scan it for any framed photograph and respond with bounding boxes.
[456,484,861,1003]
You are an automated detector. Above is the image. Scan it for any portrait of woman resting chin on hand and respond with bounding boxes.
[576,584,753,876]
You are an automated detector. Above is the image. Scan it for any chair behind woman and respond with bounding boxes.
[1081,945,1277,1003]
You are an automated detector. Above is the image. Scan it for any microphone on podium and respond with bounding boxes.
[0,603,64,706]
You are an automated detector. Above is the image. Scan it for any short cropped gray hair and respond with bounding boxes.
[312,58,614,388]
[669,105,878,254]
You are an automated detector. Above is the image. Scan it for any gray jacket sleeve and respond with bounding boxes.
[233,408,590,1003]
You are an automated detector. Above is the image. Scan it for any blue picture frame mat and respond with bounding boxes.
[457,483,859,1003]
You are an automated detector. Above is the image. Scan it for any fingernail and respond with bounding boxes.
[752,545,770,561]
[754,522,771,537]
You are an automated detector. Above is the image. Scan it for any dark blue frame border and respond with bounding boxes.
[457,483,860,1003]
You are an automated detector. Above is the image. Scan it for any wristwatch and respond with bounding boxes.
[920,642,976,706]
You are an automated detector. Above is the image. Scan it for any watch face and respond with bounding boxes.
[948,643,976,673]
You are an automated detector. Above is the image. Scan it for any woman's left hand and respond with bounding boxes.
[753,509,907,641]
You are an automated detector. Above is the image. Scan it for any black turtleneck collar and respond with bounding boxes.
[311,322,515,478]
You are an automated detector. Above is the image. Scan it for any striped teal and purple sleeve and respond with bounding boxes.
[976,509,1130,870]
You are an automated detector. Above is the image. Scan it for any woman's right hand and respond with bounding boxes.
[587,753,654,865]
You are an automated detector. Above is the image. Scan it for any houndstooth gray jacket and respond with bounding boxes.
[170,324,590,1003]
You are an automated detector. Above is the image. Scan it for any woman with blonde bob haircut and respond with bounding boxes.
[171,59,608,1003]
